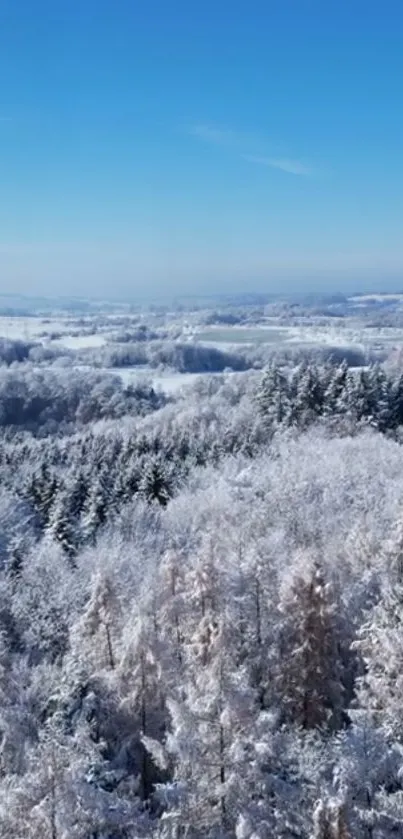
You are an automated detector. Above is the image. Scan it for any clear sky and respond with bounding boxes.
[1,0,403,299]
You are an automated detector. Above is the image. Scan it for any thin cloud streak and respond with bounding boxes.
[243,153,313,176]
[188,123,264,152]
[188,122,316,176]
[189,124,237,145]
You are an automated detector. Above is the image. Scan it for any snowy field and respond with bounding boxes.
[197,326,288,344]
[77,366,231,394]
[2,309,403,391]
[51,334,107,349]
[0,316,108,347]
[194,321,403,357]
[349,293,403,303]
[0,316,70,341]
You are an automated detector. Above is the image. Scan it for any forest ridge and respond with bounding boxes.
[0,297,403,838]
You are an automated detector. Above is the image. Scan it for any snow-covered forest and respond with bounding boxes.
[2,294,403,838]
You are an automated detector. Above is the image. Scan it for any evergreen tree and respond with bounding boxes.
[389,372,403,429]
[256,364,290,426]
[344,369,371,425]
[288,364,323,427]
[323,361,349,416]
[81,469,111,544]
[26,463,59,530]
[67,470,89,520]
[366,365,392,431]
[45,493,78,561]
[140,457,171,506]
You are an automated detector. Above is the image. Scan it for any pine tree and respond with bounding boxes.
[390,372,403,429]
[366,364,392,431]
[256,364,290,426]
[67,470,89,520]
[140,457,171,506]
[45,494,78,561]
[288,363,323,427]
[323,361,349,416]
[344,369,372,425]
[27,463,59,530]
[81,469,111,544]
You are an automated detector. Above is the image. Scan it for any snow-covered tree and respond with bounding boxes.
[256,364,290,426]
[353,582,403,742]
[81,469,111,544]
[277,559,345,731]
[119,613,168,801]
[70,571,122,672]
[45,493,78,561]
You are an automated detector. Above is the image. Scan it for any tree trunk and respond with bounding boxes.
[104,622,115,670]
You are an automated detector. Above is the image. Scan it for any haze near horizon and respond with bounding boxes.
[1,1,402,299]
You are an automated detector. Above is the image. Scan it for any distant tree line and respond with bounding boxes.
[0,368,165,434]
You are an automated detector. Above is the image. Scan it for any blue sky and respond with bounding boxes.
[1,0,403,298]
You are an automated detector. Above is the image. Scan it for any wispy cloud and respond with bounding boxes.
[188,124,238,146]
[242,153,313,177]
[188,122,316,177]
[188,123,264,152]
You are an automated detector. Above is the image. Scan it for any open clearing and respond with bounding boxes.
[52,334,107,349]
[0,317,108,349]
[91,367,233,394]
[197,326,289,344]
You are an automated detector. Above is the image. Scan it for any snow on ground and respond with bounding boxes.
[51,334,107,349]
[100,367,225,394]
[349,294,403,302]
[0,316,109,349]
[195,324,366,352]
[196,326,288,345]
[0,317,68,341]
[73,365,237,395]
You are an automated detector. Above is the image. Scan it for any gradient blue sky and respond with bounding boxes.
[1,0,403,298]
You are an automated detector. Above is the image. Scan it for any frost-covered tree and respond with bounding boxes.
[334,713,403,839]
[81,469,111,544]
[0,716,141,839]
[256,364,290,426]
[351,515,403,743]
[70,571,121,672]
[277,559,345,731]
[152,617,258,838]
[119,613,168,801]
[310,799,351,839]
[323,361,349,417]
[45,493,78,560]
[353,582,403,742]
[2,321,403,838]
[140,457,171,506]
